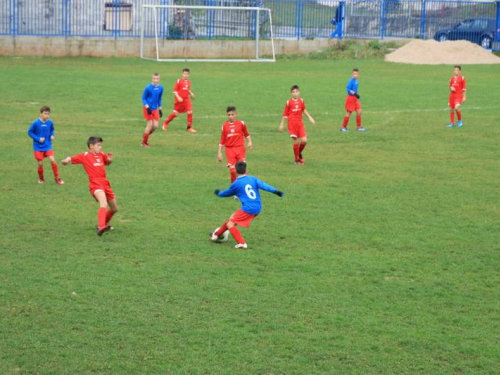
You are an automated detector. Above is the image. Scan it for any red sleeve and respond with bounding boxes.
[241,122,250,138]
[219,124,226,146]
[283,101,290,117]
[102,153,111,165]
[70,153,85,164]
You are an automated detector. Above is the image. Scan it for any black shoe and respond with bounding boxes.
[97,226,110,236]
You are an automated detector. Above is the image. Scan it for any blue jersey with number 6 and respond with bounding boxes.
[217,175,278,214]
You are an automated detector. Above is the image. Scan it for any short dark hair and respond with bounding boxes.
[353,68,359,72]
[235,161,247,175]
[291,85,300,92]
[454,65,462,70]
[227,106,236,113]
[183,68,190,73]
[40,106,50,113]
[87,136,103,148]
[152,72,160,76]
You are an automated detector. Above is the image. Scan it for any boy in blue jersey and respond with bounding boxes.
[141,73,164,148]
[341,68,365,132]
[27,106,64,185]
[210,161,284,249]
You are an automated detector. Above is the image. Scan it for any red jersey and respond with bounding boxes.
[450,75,466,95]
[173,79,191,103]
[283,98,306,122]
[219,120,250,148]
[70,152,110,182]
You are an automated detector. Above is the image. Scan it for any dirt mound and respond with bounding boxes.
[385,39,500,65]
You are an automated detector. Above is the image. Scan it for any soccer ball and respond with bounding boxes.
[214,227,229,243]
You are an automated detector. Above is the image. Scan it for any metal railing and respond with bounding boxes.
[1,0,499,49]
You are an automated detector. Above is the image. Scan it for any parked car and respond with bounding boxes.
[434,18,498,49]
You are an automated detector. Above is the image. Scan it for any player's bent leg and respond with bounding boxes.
[105,199,118,230]
[226,221,246,248]
[298,137,307,164]
[186,111,197,133]
[142,121,153,147]
[48,155,64,185]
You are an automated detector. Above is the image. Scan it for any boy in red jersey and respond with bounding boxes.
[447,65,467,128]
[162,68,197,133]
[141,73,163,148]
[61,136,118,236]
[279,85,315,165]
[27,106,64,185]
[218,106,253,183]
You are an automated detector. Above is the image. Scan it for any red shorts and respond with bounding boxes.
[225,146,246,166]
[449,94,463,108]
[230,209,258,228]
[89,180,116,202]
[287,120,306,139]
[174,100,192,114]
[345,96,361,112]
[33,150,54,161]
[143,107,159,121]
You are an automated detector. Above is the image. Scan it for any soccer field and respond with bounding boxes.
[1,56,500,373]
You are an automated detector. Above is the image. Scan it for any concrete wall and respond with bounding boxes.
[0,36,335,58]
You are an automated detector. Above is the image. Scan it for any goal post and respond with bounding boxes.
[140,4,276,63]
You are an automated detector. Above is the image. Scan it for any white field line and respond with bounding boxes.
[103,105,500,122]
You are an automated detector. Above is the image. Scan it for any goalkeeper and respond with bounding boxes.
[341,68,365,132]
[210,161,283,250]
[141,73,164,148]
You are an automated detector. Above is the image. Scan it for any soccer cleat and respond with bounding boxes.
[356,127,366,132]
[235,243,248,249]
[55,178,65,185]
[141,143,150,148]
[38,179,45,184]
[187,127,198,133]
[162,121,169,131]
[457,121,463,128]
[447,123,455,128]
[341,127,348,132]
[97,226,110,237]
[295,160,305,165]
[96,225,114,232]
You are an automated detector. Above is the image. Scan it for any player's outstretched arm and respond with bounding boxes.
[61,157,71,166]
[257,179,283,197]
[304,110,316,125]
[215,186,237,198]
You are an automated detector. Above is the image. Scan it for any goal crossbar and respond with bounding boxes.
[140,4,276,63]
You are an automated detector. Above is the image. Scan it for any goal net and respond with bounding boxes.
[140,4,275,62]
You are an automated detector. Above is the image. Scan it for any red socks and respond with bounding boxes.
[456,110,462,121]
[51,163,59,179]
[293,143,300,161]
[229,226,245,244]
[98,207,107,230]
[37,167,44,180]
[187,113,193,128]
[215,222,228,237]
[142,132,150,145]
[166,113,177,125]
[105,210,115,225]
[450,112,455,123]
[342,115,350,128]
[299,142,306,153]
[230,168,236,183]
[356,115,362,128]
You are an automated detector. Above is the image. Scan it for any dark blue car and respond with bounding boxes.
[434,18,499,49]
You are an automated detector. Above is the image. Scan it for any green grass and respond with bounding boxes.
[1,56,500,374]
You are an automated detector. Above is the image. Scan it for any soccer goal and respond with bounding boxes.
[140,4,275,63]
